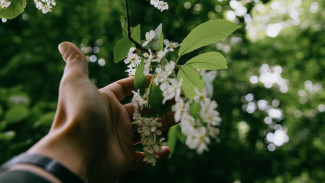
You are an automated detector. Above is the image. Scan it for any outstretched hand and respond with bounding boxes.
[28,42,171,183]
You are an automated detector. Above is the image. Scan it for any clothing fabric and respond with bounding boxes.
[0,170,51,183]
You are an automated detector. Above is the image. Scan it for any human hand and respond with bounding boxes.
[27,42,172,183]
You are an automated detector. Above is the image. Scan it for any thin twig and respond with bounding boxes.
[124,0,142,50]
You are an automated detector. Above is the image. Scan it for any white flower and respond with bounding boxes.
[172,98,188,123]
[162,78,182,104]
[34,0,56,14]
[132,90,148,109]
[164,39,181,52]
[150,0,159,7]
[126,65,136,77]
[0,0,11,9]
[143,49,154,75]
[142,30,155,47]
[124,47,141,67]
[194,88,207,103]
[1,18,7,23]
[153,50,166,63]
[185,127,210,154]
[157,1,169,12]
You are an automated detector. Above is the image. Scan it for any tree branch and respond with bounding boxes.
[124,0,142,50]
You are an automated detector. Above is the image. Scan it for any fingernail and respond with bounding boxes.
[58,42,68,57]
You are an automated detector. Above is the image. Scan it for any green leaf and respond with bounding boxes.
[0,105,3,117]
[120,16,141,45]
[114,36,132,63]
[168,124,179,158]
[178,19,240,57]
[0,0,27,19]
[151,24,163,50]
[131,24,141,44]
[120,16,128,36]
[149,84,164,113]
[34,112,56,127]
[185,52,228,70]
[177,65,205,99]
[190,102,201,119]
[0,131,15,141]
[5,105,29,124]
[134,61,147,95]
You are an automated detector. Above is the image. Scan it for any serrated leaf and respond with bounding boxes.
[149,84,164,113]
[185,52,227,70]
[134,61,147,95]
[0,0,26,19]
[168,124,179,158]
[114,36,132,63]
[178,19,240,57]
[5,105,29,124]
[177,65,205,99]
[131,25,141,44]
[151,24,163,50]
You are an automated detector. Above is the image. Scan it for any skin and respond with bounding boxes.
[12,42,172,183]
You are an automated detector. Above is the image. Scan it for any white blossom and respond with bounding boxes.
[34,0,56,14]
[0,0,11,9]
[142,30,155,47]
[124,47,141,77]
[161,78,182,104]
[132,90,148,109]
[1,18,7,23]
[157,1,169,12]
[185,127,210,154]
[150,0,159,7]
[149,0,168,12]
[164,39,181,52]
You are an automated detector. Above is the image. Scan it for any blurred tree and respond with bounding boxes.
[0,0,324,182]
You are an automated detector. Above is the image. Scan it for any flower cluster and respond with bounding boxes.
[126,26,222,164]
[173,88,221,154]
[132,90,167,165]
[34,0,56,14]
[149,0,168,12]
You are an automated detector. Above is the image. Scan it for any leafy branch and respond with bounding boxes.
[124,0,143,50]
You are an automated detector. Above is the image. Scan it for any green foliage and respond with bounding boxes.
[152,24,163,50]
[130,25,141,44]
[190,102,201,119]
[0,0,26,19]
[1,0,325,182]
[177,65,205,99]
[148,84,163,114]
[185,52,228,70]
[134,61,146,95]
[5,105,29,124]
[113,36,132,63]
[34,112,56,127]
[178,19,240,57]
[167,124,178,158]
[0,131,15,141]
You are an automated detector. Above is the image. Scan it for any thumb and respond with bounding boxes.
[58,41,89,78]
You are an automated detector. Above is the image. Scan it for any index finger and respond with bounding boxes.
[100,75,152,101]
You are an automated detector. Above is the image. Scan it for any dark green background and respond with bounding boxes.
[1,0,324,182]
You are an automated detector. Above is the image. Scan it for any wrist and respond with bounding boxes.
[28,131,90,181]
